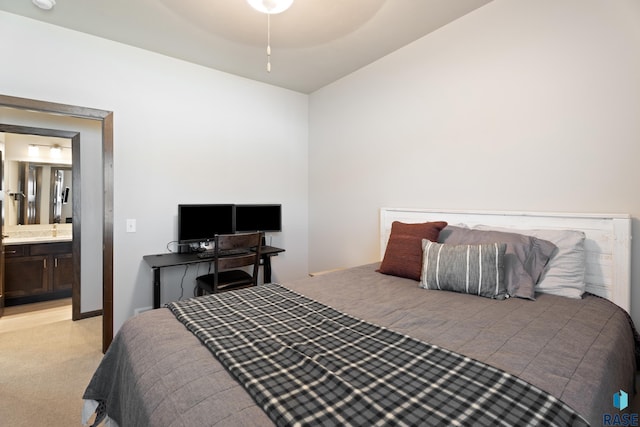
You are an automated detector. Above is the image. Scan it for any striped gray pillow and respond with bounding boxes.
[420,240,508,299]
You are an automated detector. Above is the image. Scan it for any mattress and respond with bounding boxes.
[83,263,637,426]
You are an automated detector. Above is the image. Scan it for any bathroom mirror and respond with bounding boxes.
[9,162,72,225]
[51,166,72,224]
[1,132,72,226]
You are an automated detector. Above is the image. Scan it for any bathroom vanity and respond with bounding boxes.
[3,229,73,306]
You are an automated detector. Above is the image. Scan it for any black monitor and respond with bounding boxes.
[235,204,282,232]
[178,204,235,244]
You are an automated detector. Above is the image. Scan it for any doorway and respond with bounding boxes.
[0,95,113,352]
[0,126,79,320]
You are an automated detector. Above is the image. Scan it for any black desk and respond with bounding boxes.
[143,246,284,309]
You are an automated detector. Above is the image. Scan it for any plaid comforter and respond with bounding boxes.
[166,284,588,427]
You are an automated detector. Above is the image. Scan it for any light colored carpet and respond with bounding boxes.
[0,314,103,426]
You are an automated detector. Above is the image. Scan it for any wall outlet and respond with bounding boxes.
[126,218,136,233]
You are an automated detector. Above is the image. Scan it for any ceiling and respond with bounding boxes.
[0,0,492,93]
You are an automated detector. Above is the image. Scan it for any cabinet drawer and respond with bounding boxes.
[3,245,27,258]
[29,242,73,256]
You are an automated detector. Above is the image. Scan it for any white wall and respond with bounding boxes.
[0,11,309,333]
[309,1,640,322]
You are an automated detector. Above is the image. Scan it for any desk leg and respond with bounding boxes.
[153,268,161,309]
[263,256,273,283]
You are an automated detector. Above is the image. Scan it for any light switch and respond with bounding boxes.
[126,219,136,233]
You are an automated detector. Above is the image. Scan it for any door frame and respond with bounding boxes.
[0,95,113,352]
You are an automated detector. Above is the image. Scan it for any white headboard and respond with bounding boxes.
[380,208,632,312]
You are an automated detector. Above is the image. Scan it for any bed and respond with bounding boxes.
[83,208,637,426]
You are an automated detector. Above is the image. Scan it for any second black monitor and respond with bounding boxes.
[235,204,282,232]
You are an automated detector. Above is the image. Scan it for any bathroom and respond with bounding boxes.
[0,131,73,307]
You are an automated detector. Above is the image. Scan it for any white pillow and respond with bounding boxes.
[474,225,586,299]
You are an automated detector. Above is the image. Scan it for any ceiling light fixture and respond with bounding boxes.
[246,0,294,73]
[32,0,56,10]
[28,145,40,157]
[247,0,293,14]
[50,145,62,158]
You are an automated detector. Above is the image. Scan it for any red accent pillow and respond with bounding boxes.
[378,221,448,281]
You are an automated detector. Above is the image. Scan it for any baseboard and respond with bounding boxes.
[78,309,102,319]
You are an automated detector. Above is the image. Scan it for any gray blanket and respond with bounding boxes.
[167,284,587,426]
[83,263,637,426]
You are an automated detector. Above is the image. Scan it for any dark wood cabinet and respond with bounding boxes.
[5,255,48,297]
[52,253,73,291]
[4,241,73,305]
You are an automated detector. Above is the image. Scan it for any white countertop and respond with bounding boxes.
[3,236,72,245]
